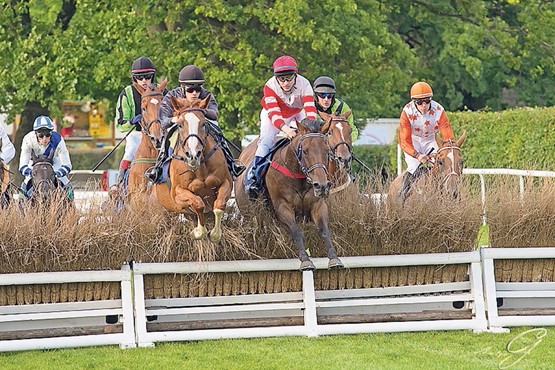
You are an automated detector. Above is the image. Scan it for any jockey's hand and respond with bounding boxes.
[416,153,430,164]
[129,114,142,126]
[281,125,297,139]
[170,116,180,124]
[21,167,31,177]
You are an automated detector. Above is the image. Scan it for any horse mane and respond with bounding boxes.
[298,118,323,133]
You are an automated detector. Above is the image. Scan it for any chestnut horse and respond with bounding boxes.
[388,132,466,205]
[127,80,167,196]
[150,95,232,242]
[234,119,343,271]
[319,110,353,193]
[0,161,9,208]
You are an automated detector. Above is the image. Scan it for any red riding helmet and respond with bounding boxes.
[273,55,298,76]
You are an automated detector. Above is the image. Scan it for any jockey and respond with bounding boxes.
[313,76,359,142]
[0,123,16,204]
[244,55,317,198]
[112,56,165,193]
[19,116,73,198]
[398,81,454,200]
[145,64,245,183]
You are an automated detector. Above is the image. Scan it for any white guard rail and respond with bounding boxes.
[0,266,135,352]
[133,251,487,347]
[481,247,555,332]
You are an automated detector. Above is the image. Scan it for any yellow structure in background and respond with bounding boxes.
[61,101,114,146]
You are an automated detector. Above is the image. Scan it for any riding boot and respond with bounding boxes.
[400,171,415,204]
[220,139,245,178]
[145,134,171,183]
[244,156,269,199]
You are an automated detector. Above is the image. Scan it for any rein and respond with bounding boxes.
[140,91,164,149]
[433,142,462,186]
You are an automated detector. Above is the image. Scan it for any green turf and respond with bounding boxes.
[476,224,490,248]
[0,327,553,369]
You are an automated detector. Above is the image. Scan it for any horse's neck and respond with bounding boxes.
[138,134,157,156]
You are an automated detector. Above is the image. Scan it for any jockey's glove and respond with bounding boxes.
[281,125,297,139]
[129,114,143,126]
[21,167,31,177]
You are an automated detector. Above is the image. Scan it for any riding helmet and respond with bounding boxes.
[131,56,156,77]
[313,76,336,94]
[273,55,298,76]
[178,65,205,86]
[410,81,433,99]
[33,116,54,131]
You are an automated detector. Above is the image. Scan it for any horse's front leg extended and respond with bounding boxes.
[275,202,315,271]
[209,178,233,243]
[311,200,343,269]
[174,185,207,239]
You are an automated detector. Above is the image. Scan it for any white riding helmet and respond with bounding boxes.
[33,116,55,131]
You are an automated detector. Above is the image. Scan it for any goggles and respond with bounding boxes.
[413,98,432,105]
[317,93,334,99]
[36,131,52,139]
[276,74,296,83]
[183,85,202,93]
[133,73,154,81]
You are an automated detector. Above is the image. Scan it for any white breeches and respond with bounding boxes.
[122,130,142,162]
[255,109,306,157]
[404,138,439,174]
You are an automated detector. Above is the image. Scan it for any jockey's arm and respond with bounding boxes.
[115,88,135,133]
[438,110,454,141]
[55,139,72,177]
[0,128,15,164]
[341,102,359,142]
[18,135,33,176]
[398,111,418,157]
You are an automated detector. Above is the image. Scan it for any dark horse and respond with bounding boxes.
[234,119,343,271]
[28,151,72,208]
[0,161,9,208]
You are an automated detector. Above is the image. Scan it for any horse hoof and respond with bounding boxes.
[328,258,344,269]
[209,230,222,243]
[191,227,207,240]
[299,260,315,271]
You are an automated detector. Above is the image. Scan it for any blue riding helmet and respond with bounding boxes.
[33,116,55,131]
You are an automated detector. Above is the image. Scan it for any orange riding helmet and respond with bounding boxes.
[410,81,433,99]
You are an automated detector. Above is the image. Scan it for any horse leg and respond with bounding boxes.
[311,201,343,269]
[275,203,315,271]
[208,178,233,243]
[174,186,207,239]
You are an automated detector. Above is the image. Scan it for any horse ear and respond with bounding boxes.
[31,151,38,162]
[169,95,183,114]
[319,111,330,123]
[200,94,211,109]
[456,130,466,147]
[48,150,55,160]
[435,131,443,147]
[159,78,168,91]
[343,110,352,119]
[320,120,331,133]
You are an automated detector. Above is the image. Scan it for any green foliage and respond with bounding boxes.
[69,146,123,170]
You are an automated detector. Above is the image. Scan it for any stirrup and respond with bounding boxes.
[144,166,161,182]
[233,162,246,177]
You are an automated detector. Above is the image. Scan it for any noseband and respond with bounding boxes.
[295,133,329,185]
[140,91,164,148]
[434,142,462,187]
[172,108,220,166]
[325,117,352,162]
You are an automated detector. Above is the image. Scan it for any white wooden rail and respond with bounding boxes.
[0,266,136,352]
[132,252,487,347]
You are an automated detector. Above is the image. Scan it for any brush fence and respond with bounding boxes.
[0,266,135,352]
[3,248,555,351]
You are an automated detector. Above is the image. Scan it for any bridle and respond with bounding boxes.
[323,116,353,163]
[433,141,463,188]
[171,108,220,165]
[294,132,329,185]
[140,91,164,149]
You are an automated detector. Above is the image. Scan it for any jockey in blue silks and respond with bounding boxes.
[19,116,73,198]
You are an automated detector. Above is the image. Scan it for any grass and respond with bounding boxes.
[0,327,553,369]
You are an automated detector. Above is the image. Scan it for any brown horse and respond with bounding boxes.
[0,161,9,208]
[388,132,466,205]
[127,80,167,196]
[150,94,233,242]
[234,119,343,271]
[319,110,353,193]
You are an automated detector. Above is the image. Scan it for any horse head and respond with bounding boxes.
[170,94,211,171]
[139,79,167,149]
[30,151,57,201]
[319,110,353,172]
[433,131,466,199]
[291,118,331,198]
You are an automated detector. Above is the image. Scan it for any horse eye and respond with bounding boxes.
[437,159,443,166]
[303,148,309,156]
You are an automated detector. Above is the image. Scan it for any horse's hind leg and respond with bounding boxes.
[275,204,315,271]
[311,202,343,269]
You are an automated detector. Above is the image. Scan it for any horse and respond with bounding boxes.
[319,110,354,193]
[150,94,233,242]
[0,160,10,208]
[388,132,466,206]
[127,80,167,196]
[234,119,343,271]
[27,151,72,209]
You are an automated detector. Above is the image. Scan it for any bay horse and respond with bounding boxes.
[319,110,354,194]
[28,151,72,209]
[150,94,233,243]
[234,119,343,271]
[127,80,167,196]
[0,161,9,208]
[388,132,466,206]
